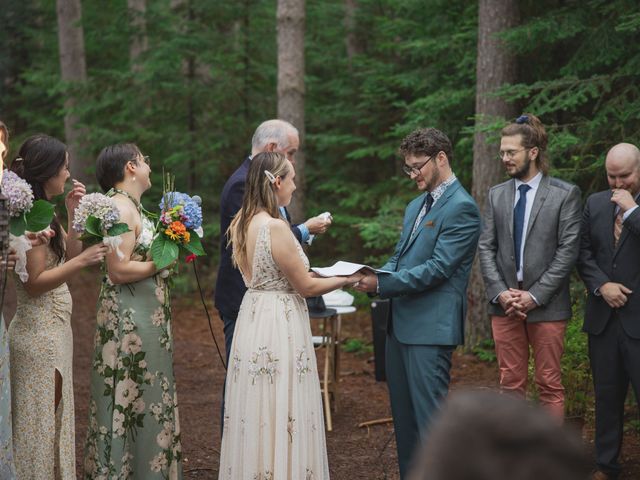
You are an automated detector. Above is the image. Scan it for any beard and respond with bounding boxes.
[509,155,533,180]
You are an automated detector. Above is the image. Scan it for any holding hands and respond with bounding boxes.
[353,271,377,293]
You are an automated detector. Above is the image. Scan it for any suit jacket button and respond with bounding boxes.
[613,263,617,269]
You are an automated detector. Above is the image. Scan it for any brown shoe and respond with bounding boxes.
[591,471,612,480]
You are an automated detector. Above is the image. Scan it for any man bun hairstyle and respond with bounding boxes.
[502,113,549,175]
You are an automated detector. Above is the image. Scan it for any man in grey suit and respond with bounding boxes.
[356,128,481,478]
[577,143,640,480]
[478,114,582,420]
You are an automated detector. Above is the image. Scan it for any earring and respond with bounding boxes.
[132,176,136,182]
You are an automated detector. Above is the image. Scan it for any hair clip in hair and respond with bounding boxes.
[515,115,529,125]
[264,170,277,184]
[13,157,23,162]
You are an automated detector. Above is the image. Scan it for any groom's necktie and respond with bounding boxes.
[410,193,434,239]
[513,184,531,271]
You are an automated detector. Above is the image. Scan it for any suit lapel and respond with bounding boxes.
[524,175,550,240]
[506,179,516,239]
[400,181,461,255]
[398,196,424,256]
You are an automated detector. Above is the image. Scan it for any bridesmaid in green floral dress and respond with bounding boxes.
[0,121,16,479]
[84,144,182,479]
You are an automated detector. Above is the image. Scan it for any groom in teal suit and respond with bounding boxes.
[356,128,481,478]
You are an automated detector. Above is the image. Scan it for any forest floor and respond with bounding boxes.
[5,268,639,479]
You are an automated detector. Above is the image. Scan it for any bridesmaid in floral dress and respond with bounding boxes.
[0,120,16,479]
[84,144,182,479]
[8,135,108,479]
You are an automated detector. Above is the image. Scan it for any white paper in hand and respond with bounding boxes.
[311,260,391,278]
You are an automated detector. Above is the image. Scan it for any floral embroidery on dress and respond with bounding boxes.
[248,347,279,385]
[296,348,311,382]
[232,353,242,382]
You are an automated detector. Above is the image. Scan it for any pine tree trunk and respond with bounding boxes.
[56,0,88,184]
[128,0,147,71]
[344,0,361,70]
[466,0,519,349]
[277,0,306,223]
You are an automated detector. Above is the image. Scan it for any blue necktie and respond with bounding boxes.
[513,184,531,271]
[410,193,434,239]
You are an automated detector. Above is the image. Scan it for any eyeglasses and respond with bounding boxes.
[132,155,150,166]
[498,148,528,160]
[402,155,434,177]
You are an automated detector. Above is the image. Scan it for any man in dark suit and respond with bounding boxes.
[215,119,332,363]
[355,128,481,478]
[577,142,640,480]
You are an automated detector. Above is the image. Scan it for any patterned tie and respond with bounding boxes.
[614,209,624,247]
[410,193,434,239]
[513,184,531,271]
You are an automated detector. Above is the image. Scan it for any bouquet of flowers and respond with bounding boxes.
[72,193,130,258]
[1,169,55,281]
[150,175,205,270]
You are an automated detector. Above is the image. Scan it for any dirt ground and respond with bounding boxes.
[4,268,640,479]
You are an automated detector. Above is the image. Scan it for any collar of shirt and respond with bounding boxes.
[514,171,543,197]
[429,173,457,205]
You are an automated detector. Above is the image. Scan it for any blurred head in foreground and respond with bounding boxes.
[408,390,590,480]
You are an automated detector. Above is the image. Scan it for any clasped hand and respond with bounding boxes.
[499,288,537,320]
[599,282,632,309]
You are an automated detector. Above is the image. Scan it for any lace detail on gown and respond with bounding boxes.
[242,221,309,292]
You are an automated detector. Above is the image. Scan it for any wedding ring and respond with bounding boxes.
[354,281,360,287]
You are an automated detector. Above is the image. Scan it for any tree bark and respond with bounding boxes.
[344,0,362,69]
[467,0,519,349]
[277,0,306,223]
[56,0,89,184]
[128,0,148,71]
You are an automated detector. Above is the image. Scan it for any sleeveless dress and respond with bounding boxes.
[0,314,16,479]
[218,221,330,480]
[9,247,76,479]
[83,196,182,479]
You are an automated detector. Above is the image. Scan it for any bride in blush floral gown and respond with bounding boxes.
[219,152,362,480]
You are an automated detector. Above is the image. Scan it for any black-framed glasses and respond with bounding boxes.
[498,148,528,160]
[402,155,434,177]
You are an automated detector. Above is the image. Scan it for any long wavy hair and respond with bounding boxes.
[228,151,290,271]
[10,134,68,262]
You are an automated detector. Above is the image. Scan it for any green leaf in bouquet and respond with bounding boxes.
[79,232,102,245]
[151,234,179,270]
[24,200,55,233]
[107,222,131,237]
[85,215,102,237]
[182,232,206,256]
[10,215,27,236]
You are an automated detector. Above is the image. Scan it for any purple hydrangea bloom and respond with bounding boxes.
[73,193,121,233]
[1,169,34,217]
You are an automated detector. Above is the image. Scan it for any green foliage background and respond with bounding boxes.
[2,0,640,267]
